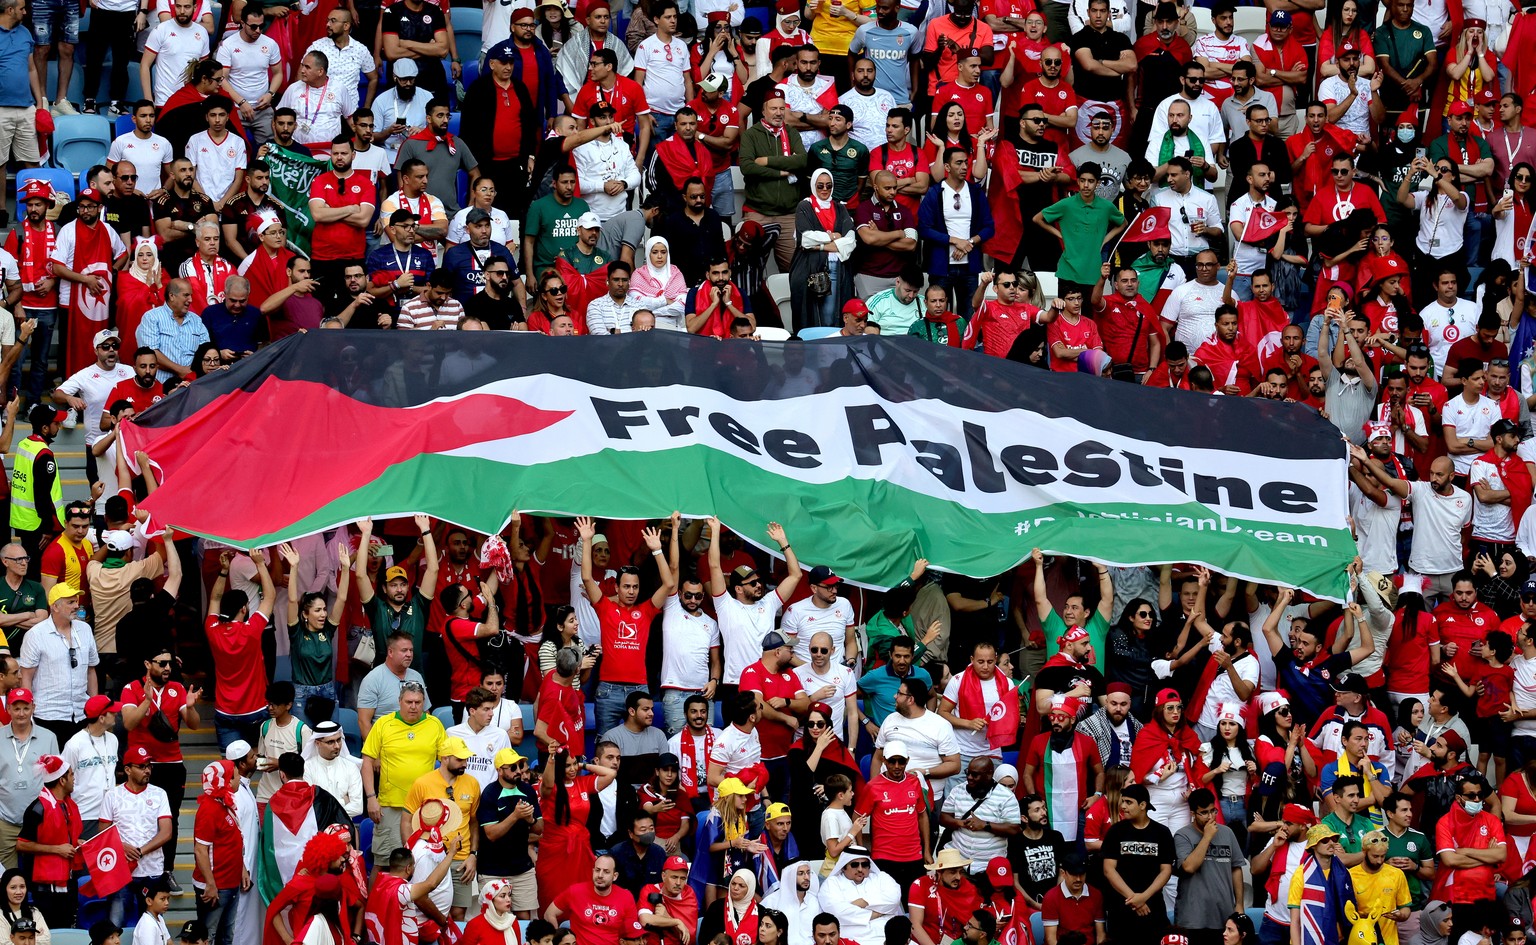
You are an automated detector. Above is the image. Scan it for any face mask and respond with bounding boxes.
[1397,128,1415,143]
[637,833,658,846]
[1463,799,1484,815]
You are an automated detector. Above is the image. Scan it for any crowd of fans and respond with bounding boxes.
[0,0,1528,943]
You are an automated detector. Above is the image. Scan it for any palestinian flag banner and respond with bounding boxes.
[120,332,1357,600]
[259,779,352,904]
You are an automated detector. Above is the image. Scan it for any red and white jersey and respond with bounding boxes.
[779,75,839,148]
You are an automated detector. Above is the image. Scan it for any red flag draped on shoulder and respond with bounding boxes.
[1240,205,1287,244]
[77,824,133,897]
[1122,206,1173,243]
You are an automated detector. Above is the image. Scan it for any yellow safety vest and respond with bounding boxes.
[10,436,59,533]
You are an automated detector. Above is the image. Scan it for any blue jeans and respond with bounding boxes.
[1465,211,1493,268]
[215,708,268,753]
[197,886,240,945]
[712,169,736,219]
[932,271,979,321]
[1219,795,1248,854]
[30,0,78,45]
[19,307,54,402]
[594,681,646,737]
[107,883,145,928]
[294,681,337,722]
[811,257,843,329]
[660,688,703,737]
[1227,273,1254,301]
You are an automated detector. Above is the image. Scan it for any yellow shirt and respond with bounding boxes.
[405,771,480,861]
[362,713,446,808]
[808,0,876,57]
[1348,864,1411,945]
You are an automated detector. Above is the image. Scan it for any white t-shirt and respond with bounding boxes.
[107,132,175,173]
[188,130,249,203]
[1228,192,1275,275]
[446,205,515,247]
[942,672,1004,757]
[411,837,453,915]
[1162,278,1226,350]
[145,20,211,107]
[278,79,360,147]
[1407,480,1473,575]
[1420,298,1478,377]
[1148,92,1225,155]
[793,661,857,735]
[821,806,852,845]
[633,35,692,115]
[305,37,376,101]
[1152,185,1223,258]
[1470,452,1519,541]
[782,596,856,664]
[1349,481,1402,576]
[1441,394,1498,475]
[1511,654,1536,737]
[444,721,511,793]
[1317,74,1376,136]
[100,782,173,877]
[50,221,127,306]
[350,144,392,190]
[56,361,133,445]
[709,722,762,777]
[61,729,118,822]
[371,87,432,162]
[659,593,722,691]
[713,590,785,684]
[135,913,171,945]
[839,87,898,150]
[1195,652,1258,731]
[215,33,283,105]
[1411,188,1470,258]
[875,709,959,801]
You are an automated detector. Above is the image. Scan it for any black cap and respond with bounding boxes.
[388,208,418,226]
[1331,672,1369,695]
[1153,1,1179,19]
[1060,854,1088,874]
[180,919,210,942]
[1492,418,1521,439]
[90,921,123,945]
[656,751,680,768]
[11,918,35,934]
[1122,783,1155,810]
[762,630,789,650]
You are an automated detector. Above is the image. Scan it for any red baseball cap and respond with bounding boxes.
[1155,688,1183,707]
[987,856,1013,884]
[1475,87,1497,104]
[842,298,869,316]
[662,855,689,873]
[84,695,122,719]
[19,180,51,203]
[1282,803,1319,825]
[1448,100,1474,117]
[123,746,153,765]
[7,688,32,706]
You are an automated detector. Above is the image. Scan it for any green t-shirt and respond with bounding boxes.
[1043,609,1110,671]
[1372,20,1435,80]
[524,195,590,275]
[908,316,969,345]
[809,137,871,202]
[558,244,609,276]
[1322,811,1370,854]
[1383,826,1433,907]
[289,621,338,687]
[1040,194,1126,285]
[366,590,432,658]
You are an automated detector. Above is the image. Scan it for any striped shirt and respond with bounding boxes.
[397,297,464,330]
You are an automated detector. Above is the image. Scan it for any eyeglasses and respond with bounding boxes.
[617,566,640,576]
[98,341,119,349]
[1251,116,1272,123]
[1276,706,1292,715]
[953,193,963,210]
[545,285,567,294]
[1185,76,1205,83]
[742,577,763,587]
[1332,168,1353,176]
[1195,261,1218,268]
[1492,359,1511,368]
[3,555,28,563]
[810,646,831,654]
[849,861,871,869]
[1042,59,1062,65]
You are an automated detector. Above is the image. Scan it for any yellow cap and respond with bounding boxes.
[439,736,473,759]
[47,583,80,607]
[766,802,791,821]
[384,565,410,584]
[716,777,753,798]
[493,747,526,768]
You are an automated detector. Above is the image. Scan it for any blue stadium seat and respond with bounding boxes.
[451,4,483,69]
[49,931,91,945]
[51,114,113,176]
[17,167,76,201]
[518,703,538,758]
[433,705,456,728]
[447,112,461,138]
[799,327,841,340]
[336,707,363,756]
[116,114,135,138]
[858,753,871,780]
[1245,908,1267,933]
[456,169,468,209]
[1029,913,1044,945]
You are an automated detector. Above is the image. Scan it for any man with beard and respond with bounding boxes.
[818,850,903,945]
[940,757,1022,872]
[219,162,285,262]
[308,136,376,317]
[462,258,521,331]
[988,104,1073,273]
[442,211,521,308]
[1031,624,1105,721]
[54,329,131,485]
[103,163,153,246]
[1192,305,1263,395]
[369,62,429,164]
[1260,587,1377,728]
[120,644,199,892]
[402,739,478,920]
[859,741,930,893]
[907,850,980,945]
[1174,789,1246,944]
[1070,113,1131,201]
[1468,417,1529,559]
[1022,699,1103,844]
[1029,547,1113,678]
[476,748,539,918]
[152,159,217,276]
[50,189,127,378]
[1346,431,1410,579]
[304,722,363,822]
[639,855,698,945]
[1075,683,1141,771]
[657,179,729,287]
[579,518,675,734]
[1319,309,1379,443]
[1091,263,1161,377]
[1348,831,1412,945]
[839,60,896,151]
[1188,622,1259,742]
[667,696,719,814]
[1009,795,1065,913]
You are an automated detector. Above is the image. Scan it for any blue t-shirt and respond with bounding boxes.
[363,243,435,316]
[199,302,262,354]
[849,21,921,105]
[442,241,518,305]
[0,23,33,109]
[1274,649,1356,729]
[857,663,933,726]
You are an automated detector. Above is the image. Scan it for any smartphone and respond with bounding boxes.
[376,544,395,557]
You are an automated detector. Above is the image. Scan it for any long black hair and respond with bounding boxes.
[553,748,575,826]
[0,869,36,932]
[541,605,578,649]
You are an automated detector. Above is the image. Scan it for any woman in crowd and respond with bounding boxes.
[1253,692,1321,802]
[537,749,618,909]
[1105,597,1160,718]
[462,880,523,945]
[1201,703,1256,854]
[1472,548,1527,618]
[690,778,762,907]
[117,238,169,348]
[786,701,866,861]
[527,270,575,335]
[640,753,693,856]
[698,869,759,944]
[537,605,593,682]
[788,169,856,330]
[0,872,49,945]
[1394,699,1425,786]
[1318,0,1376,79]
[279,541,351,711]
[628,238,688,331]
[1131,688,1207,834]
[1495,162,1535,267]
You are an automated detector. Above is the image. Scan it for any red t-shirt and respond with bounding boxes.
[492,86,523,162]
[571,77,652,135]
[931,82,995,139]
[444,616,486,702]
[193,800,245,889]
[553,884,643,945]
[1046,315,1103,371]
[517,46,541,111]
[203,612,269,716]
[1096,293,1160,372]
[689,95,742,161]
[1446,337,1509,376]
[1435,810,1506,902]
[1003,35,1072,117]
[858,772,925,861]
[737,660,803,760]
[40,539,91,602]
[107,377,166,416]
[121,679,188,762]
[1431,601,1499,680]
[536,671,584,752]
[1384,611,1439,697]
[596,598,658,686]
[1019,78,1079,147]
[1041,883,1104,938]
[870,141,925,217]
[924,16,995,93]
[308,170,376,261]
[963,299,1040,357]
[1471,662,1515,720]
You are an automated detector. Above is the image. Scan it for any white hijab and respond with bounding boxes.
[809,168,835,214]
[728,867,758,925]
[643,236,673,282]
[761,862,823,945]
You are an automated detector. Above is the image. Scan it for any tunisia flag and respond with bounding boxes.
[1121,206,1173,243]
[1239,205,1287,244]
[77,825,133,898]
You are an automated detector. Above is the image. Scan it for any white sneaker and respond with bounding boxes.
[62,411,77,430]
[51,98,77,116]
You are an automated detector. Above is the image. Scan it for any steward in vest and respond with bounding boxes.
[9,405,67,578]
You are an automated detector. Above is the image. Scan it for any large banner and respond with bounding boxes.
[121,333,1357,599]
[262,144,328,258]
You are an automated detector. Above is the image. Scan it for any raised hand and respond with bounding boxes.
[575,516,596,540]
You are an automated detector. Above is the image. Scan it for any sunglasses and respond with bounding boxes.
[98,341,119,349]
[1516,174,1534,182]
[545,285,567,294]
[151,658,173,667]
[807,719,829,728]
[810,646,831,654]
[743,577,763,587]
[681,591,704,600]
[1134,609,1154,617]
[1332,168,1353,175]
[1462,790,1487,800]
